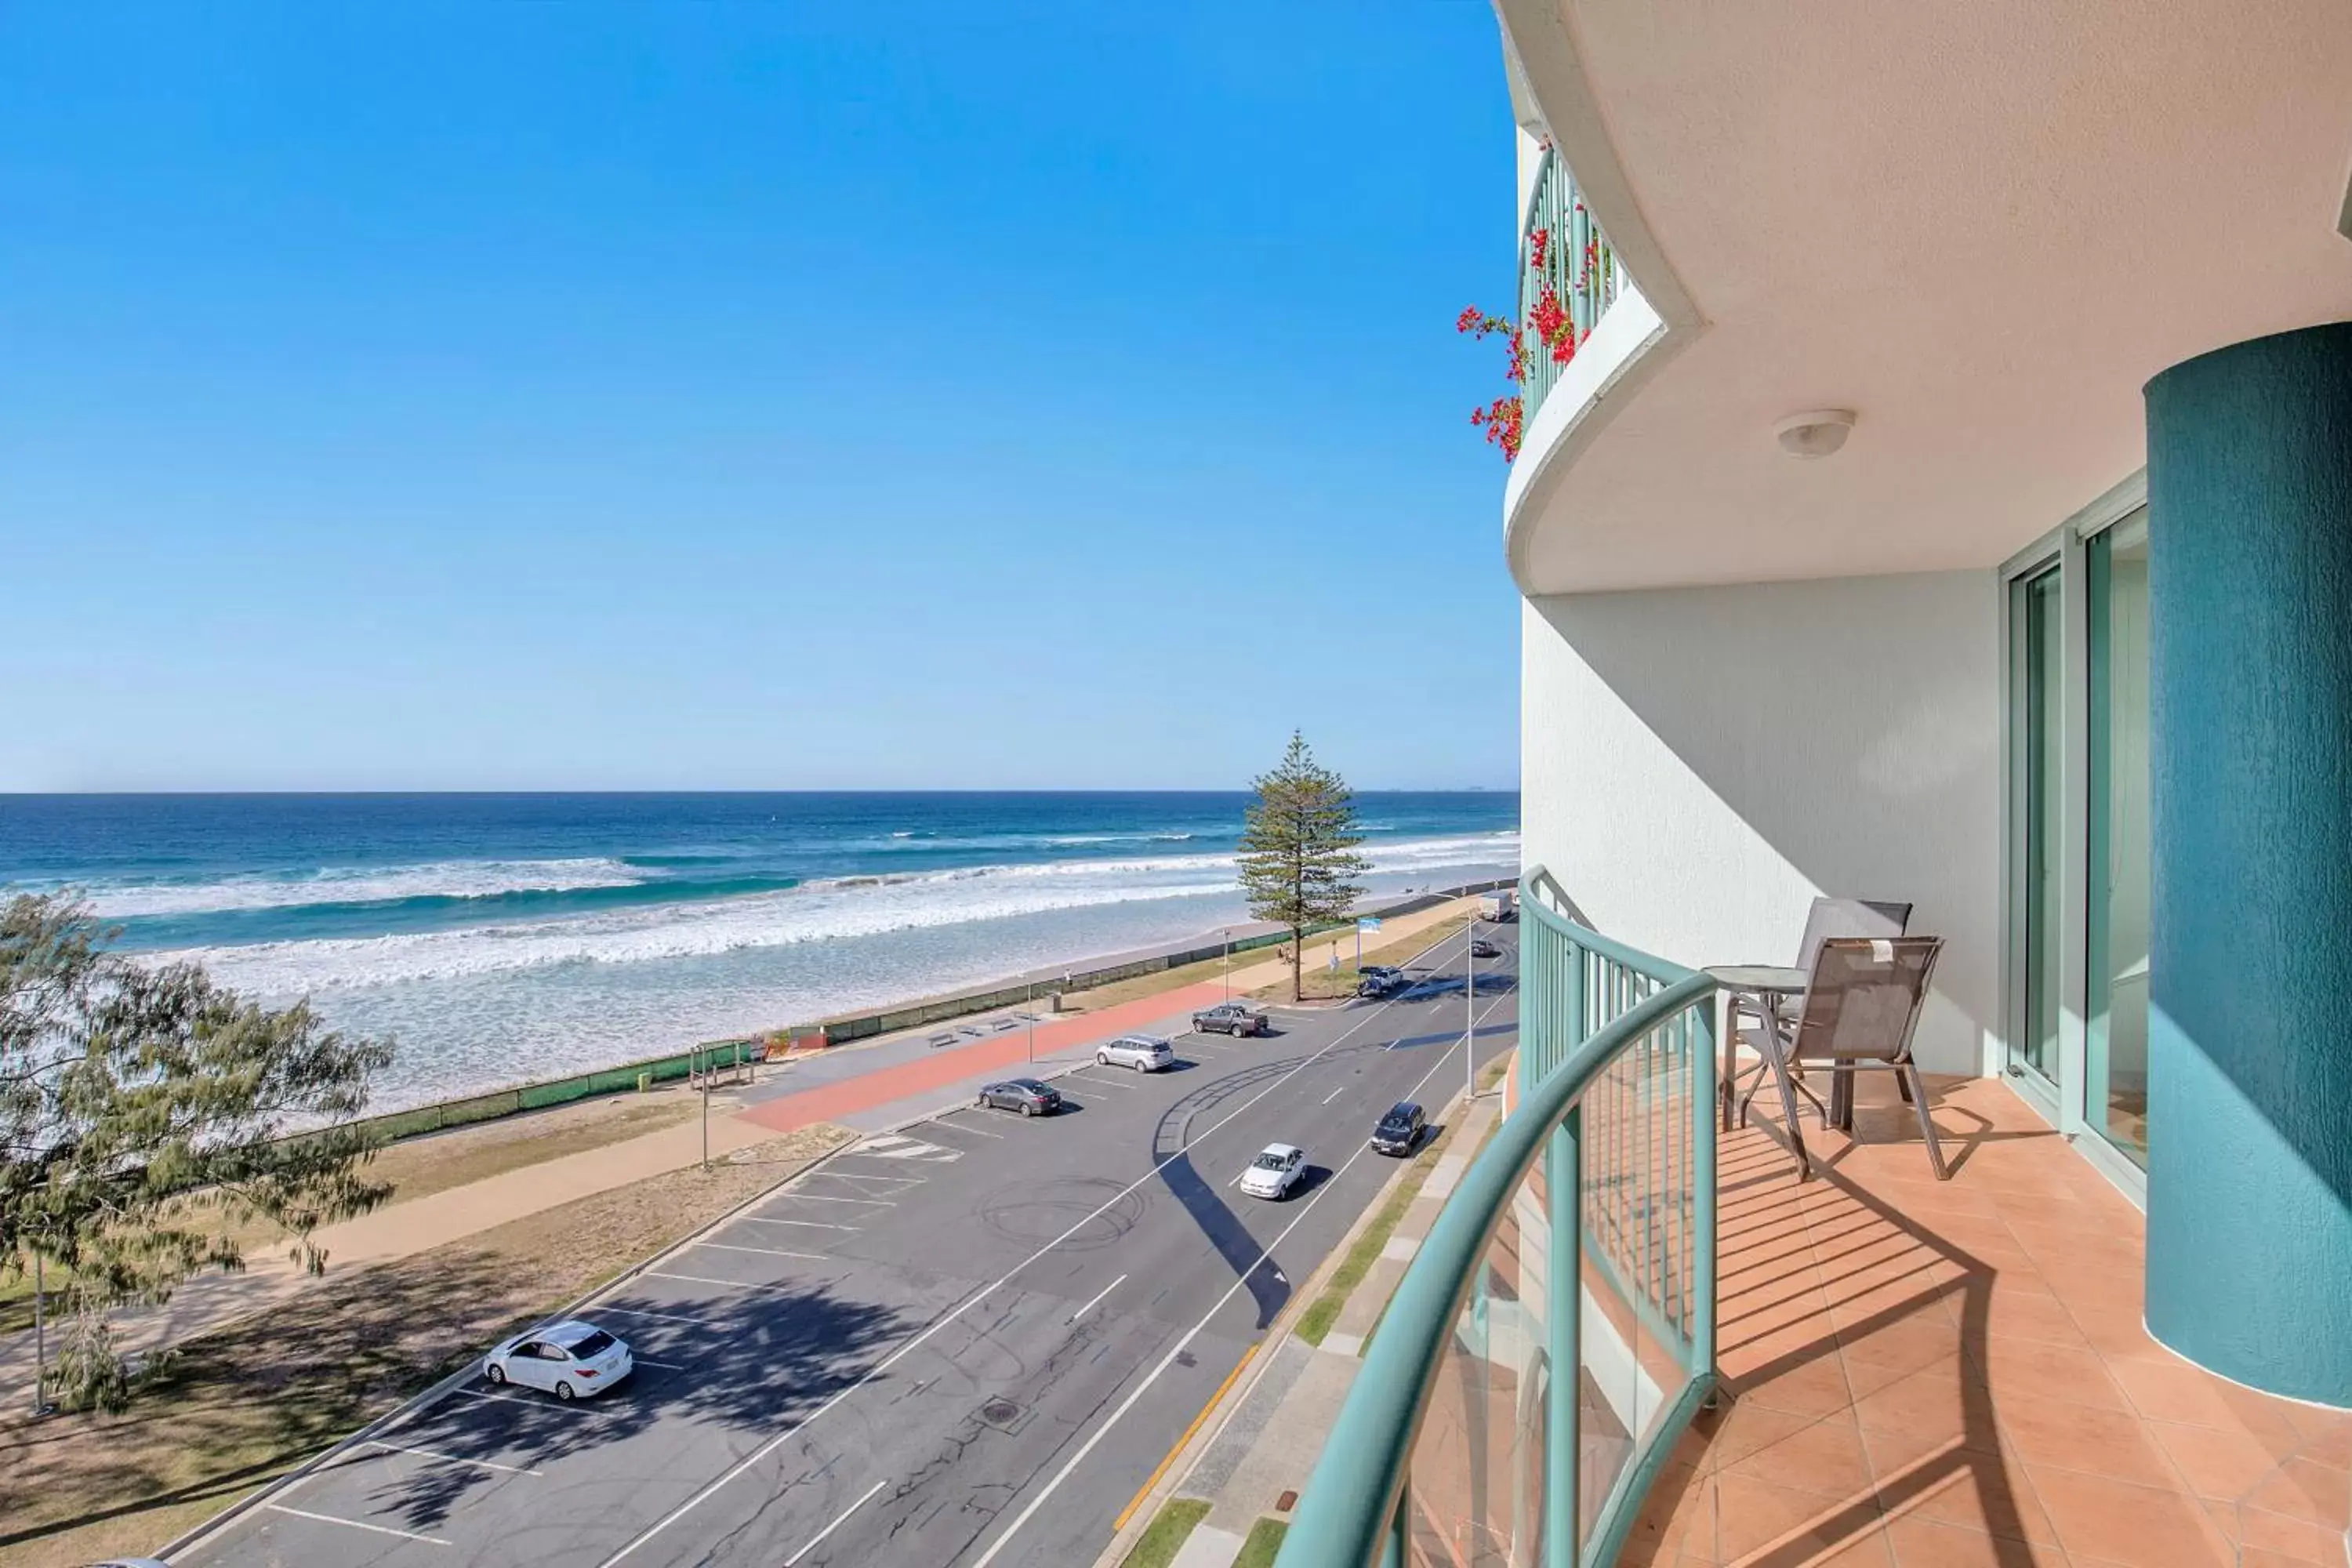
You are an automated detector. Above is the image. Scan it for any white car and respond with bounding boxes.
[1097,1034,1176,1072]
[484,1319,633,1400]
[1240,1142,1308,1200]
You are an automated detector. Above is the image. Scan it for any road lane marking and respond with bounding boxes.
[693,1240,827,1259]
[1113,1343,1259,1531]
[364,1439,542,1476]
[599,1305,725,1327]
[265,1504,449,1545]
[633,1359,688,1370]
[1067,1274,1127,1324]
[593,923,1490,1568]
[972,979,1515,1568]
[735,1215,860,1231]
[781,1479,889,1567]
[1322,1086,1346,1105]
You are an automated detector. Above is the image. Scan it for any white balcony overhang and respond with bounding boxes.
[1497,0,2352,596]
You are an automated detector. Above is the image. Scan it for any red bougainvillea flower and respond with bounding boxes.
[1529,227,1550,271]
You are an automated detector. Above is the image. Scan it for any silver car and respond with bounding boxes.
[1096,1034,1176,1072]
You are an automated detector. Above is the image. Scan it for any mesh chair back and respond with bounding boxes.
[1793,897,1913,976]
[1788,937,1943,1065]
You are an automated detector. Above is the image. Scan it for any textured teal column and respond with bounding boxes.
[2143,322,2352,1408]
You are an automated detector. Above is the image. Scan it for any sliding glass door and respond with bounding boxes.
[2005,499,2151,1182]
[2086,514,2151,1165]
[2012,564,2065,1087]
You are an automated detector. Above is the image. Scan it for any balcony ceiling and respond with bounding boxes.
[1504,0,2352,594]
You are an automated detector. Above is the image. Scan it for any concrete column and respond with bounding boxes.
[2143,322,2352,1408]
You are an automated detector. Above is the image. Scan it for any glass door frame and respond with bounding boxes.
[1996,470,2149,1207]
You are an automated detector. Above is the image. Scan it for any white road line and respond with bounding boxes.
[265,1503,449,1545]
[735,1215,860,1232]
[693,1240,827,1260]
[769,1191,895,1206]
[782,1479,889,1567]
[364,1439,542,1477]
[1323,1085,1347,1105]
[1066,1274,1127,1324]
[1071,1069,1138,1089]
[640,1270,768,1290]
[593,925,1490,1568]
[633,1359,688,1370]
[800,1169,924,1188]
[599,1305,724,1327]
[968,982,1511,1568]
[927,1117,1007,1138]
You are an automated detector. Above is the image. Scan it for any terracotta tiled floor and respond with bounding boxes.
[1624,1076,2350,1567]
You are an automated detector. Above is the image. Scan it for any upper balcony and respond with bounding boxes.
[1493,0,2352,597]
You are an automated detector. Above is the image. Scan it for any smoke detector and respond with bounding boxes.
[1774,409,1856,459]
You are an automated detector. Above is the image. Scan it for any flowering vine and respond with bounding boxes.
[1457,211,1608,463]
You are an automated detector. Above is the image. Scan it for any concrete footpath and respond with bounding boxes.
[1094,1085,1506,1568]
[0,895,1483,1413]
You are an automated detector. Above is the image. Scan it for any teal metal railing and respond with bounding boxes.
[1519,147,1624,425]
[1277,867,1717,1568]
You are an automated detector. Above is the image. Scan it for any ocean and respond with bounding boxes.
[0,792,1519,1112]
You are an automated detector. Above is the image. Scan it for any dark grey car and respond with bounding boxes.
[977,1077,1063,1116]
[1191,1000,1270,1036]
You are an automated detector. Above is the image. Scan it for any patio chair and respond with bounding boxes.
[1742,936,1947,1180]
[1726,897,1911,1130]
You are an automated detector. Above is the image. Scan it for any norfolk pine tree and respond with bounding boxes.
[1237,732,1370,1002]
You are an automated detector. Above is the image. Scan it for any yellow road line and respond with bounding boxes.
[1111,1341,1259,1533]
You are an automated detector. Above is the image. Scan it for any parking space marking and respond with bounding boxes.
[1066,1273,1127,1325]
[769,1190,895,1206]
[1323,1085,1347,1105]
[735,1215,859,1232]
[600,1305,726,1327]
[692,1240,827,1260]
[781,1479,888,1567]
[365,1439,543,1477]
[641,1271,764,1290]
[633,1358,688,1370]
[266,1503,450,1545]
[926,1116,1006,1138]
[800,1169,925,1189]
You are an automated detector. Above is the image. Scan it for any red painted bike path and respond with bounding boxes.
[737,981,1238,1134]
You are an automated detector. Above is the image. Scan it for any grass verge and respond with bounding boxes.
[0,1123,851,1568]
[1120,1497,1212,1568]
[1235,1515,1290,1568]
[1246,912,1478,1002]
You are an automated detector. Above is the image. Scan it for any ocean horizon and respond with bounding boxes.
[0,790,1520,1111]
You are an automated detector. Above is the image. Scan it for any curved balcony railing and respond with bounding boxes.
[1519,147,1624,424]
[1277,867,1718,1568]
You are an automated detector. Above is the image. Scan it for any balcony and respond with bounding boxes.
[1517,145,1627,428]
[1279,871,2351,1567]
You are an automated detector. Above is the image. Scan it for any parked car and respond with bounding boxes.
[485,1319,633,1401]
[1371,1101,1428,1156]
[1357,965,1407,998]
[1097,1034,1176,1072]
[1239,1142,1308,1200]
[978,1077,1064,1116]
[1469,938,1502,959]
[1191,1000,1270,1036]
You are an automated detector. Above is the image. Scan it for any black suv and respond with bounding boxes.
[1370,1100,1427,1156]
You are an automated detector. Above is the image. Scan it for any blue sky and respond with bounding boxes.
[0,2,1522,793]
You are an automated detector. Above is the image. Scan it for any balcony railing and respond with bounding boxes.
[1277,867,1718,1568]
[1519,147,1624,425]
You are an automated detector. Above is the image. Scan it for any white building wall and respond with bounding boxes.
[1521,570,2002,1076]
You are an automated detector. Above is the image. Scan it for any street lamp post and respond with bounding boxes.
[1221,929,1231,1001]
[1465,916,1479,1104]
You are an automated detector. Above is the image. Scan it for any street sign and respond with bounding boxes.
[1357,916,1381,932]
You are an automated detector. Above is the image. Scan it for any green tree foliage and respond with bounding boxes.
[1237,732,1370,1002]
[2,892,394,1408]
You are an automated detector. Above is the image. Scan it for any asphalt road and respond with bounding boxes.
[179,924,1520,1568]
